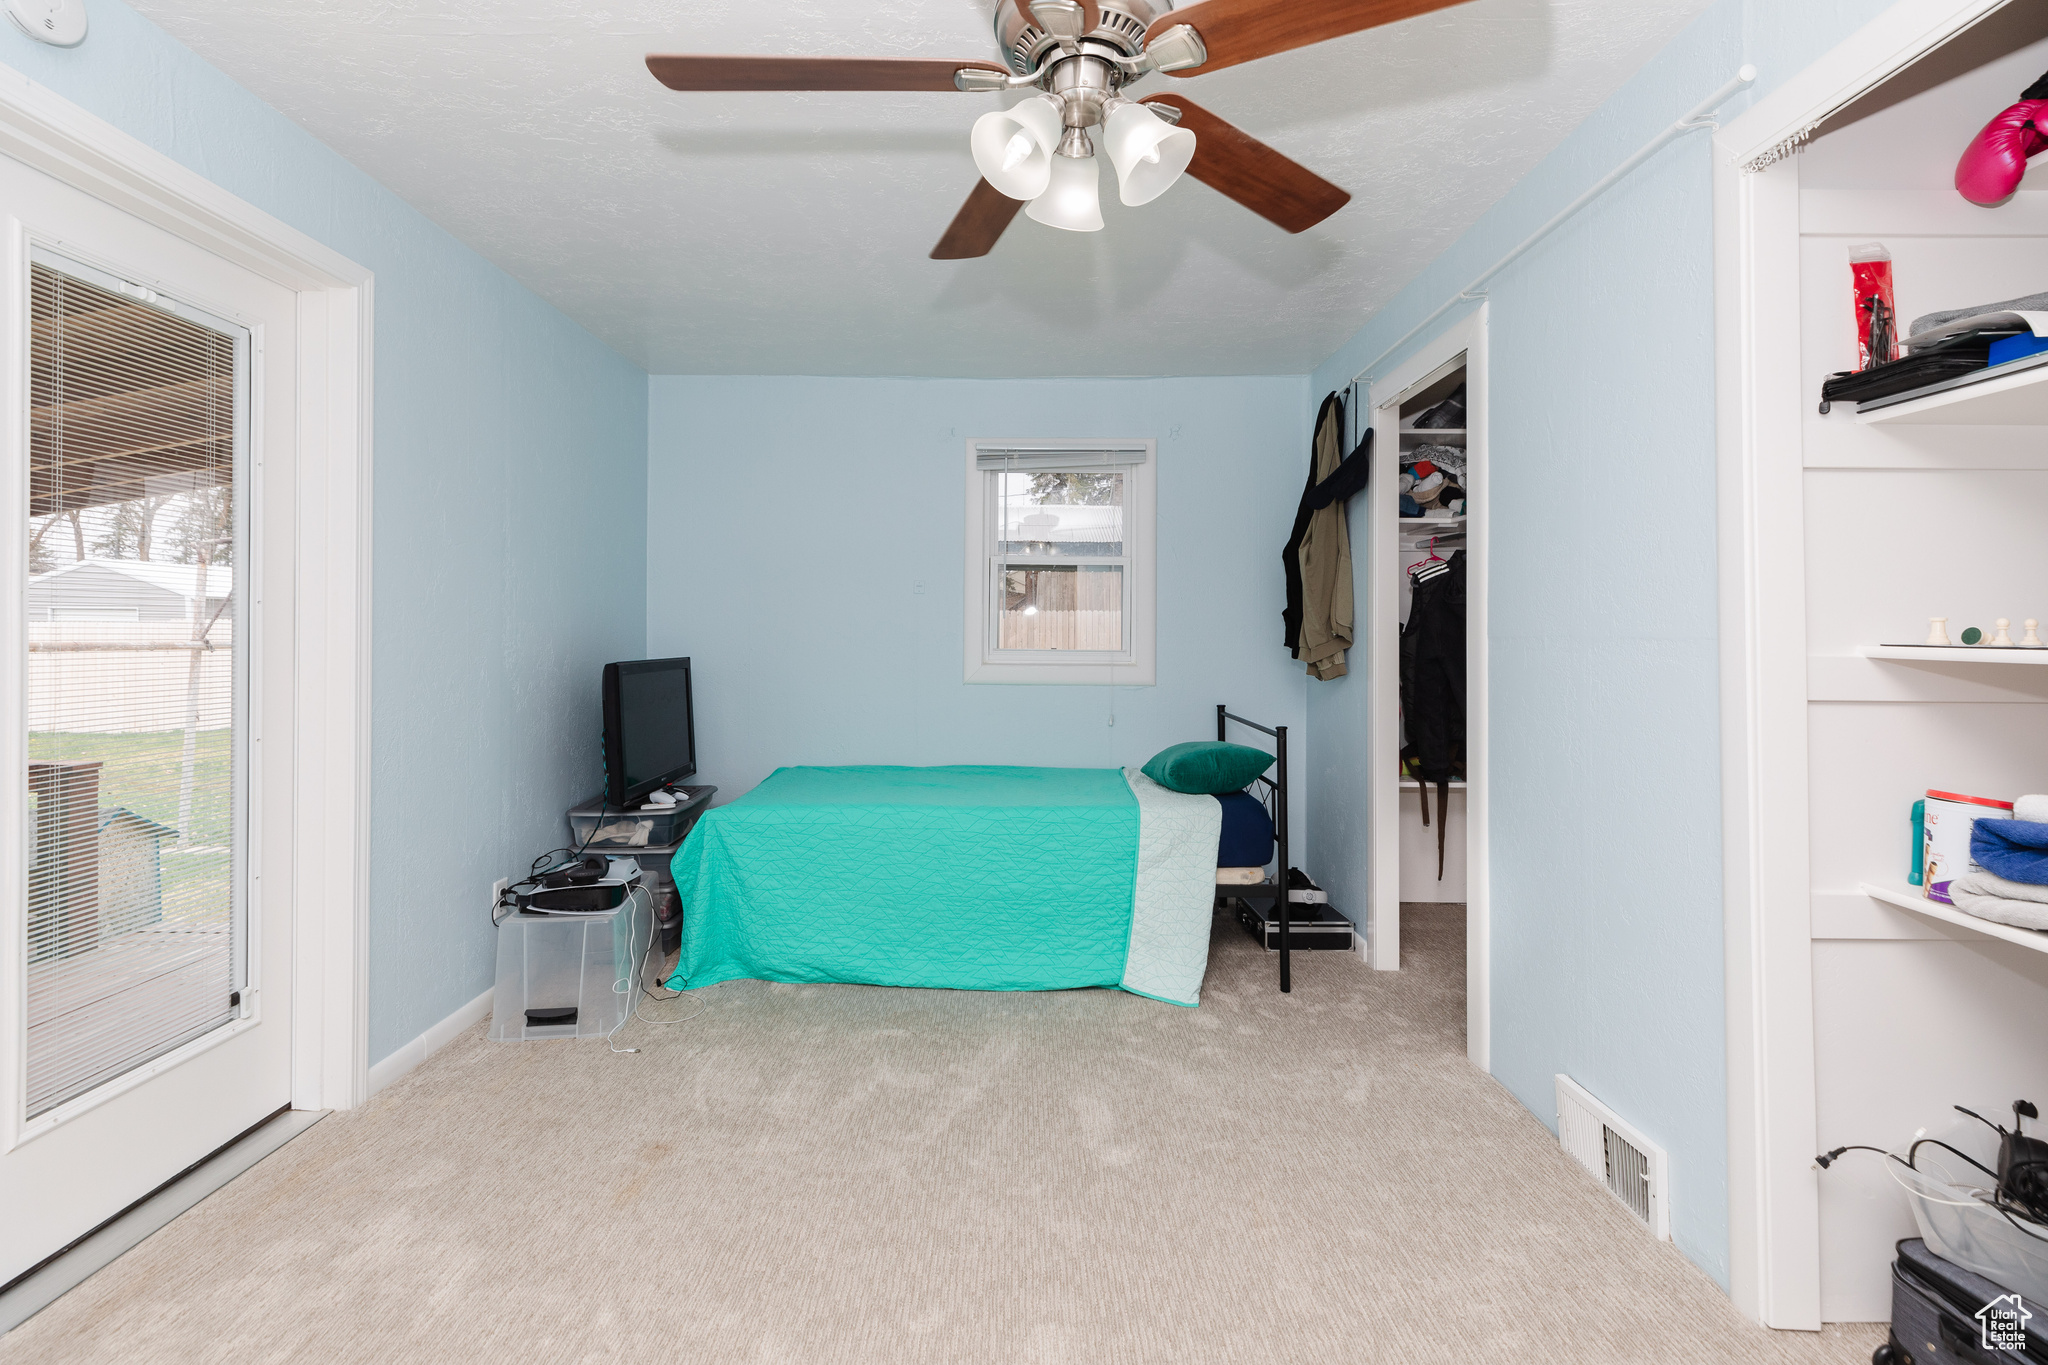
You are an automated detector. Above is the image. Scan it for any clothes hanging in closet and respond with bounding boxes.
[1283,392,1368,680]
[1400,549,1466,877]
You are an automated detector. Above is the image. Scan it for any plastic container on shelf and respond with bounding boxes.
[566,805,692,849]
[565,786,713,849]
[489,890,653,1042]
[1888,1115,2048,1303]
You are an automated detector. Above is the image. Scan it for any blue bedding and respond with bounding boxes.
[1216,790,1274,867]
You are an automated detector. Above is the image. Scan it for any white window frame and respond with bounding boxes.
[963,438,1156,686]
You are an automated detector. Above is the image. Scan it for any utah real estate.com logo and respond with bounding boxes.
[1979,1292,2031,1353]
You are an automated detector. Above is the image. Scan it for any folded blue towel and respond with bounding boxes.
[1971,818,2048,886]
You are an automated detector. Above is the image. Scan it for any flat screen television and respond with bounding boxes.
[601,657,695,807]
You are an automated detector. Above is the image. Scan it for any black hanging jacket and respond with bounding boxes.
[1399,550,1466,877]
[1283,393,1372,658]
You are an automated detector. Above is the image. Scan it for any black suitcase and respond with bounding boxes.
[1878,1237,2048,1364]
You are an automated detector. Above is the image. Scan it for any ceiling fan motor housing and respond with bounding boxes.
[994,0,1178,156]
[997,0,1172,75]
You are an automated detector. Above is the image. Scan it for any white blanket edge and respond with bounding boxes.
[1120,768,1223,1006]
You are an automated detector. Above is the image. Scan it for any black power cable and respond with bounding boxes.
[1819,1100,2048,1248]
[491,732,615,928]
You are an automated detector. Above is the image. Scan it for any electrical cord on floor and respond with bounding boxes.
[606,884,652,1054]
[605,885,713,1052]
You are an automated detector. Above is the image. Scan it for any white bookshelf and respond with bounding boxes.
[1859,877,2048,955]
[1859,644,2048,664]
[1858,354,2048,425]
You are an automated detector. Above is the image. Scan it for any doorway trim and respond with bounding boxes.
[1711,0,2013,1330]
[0,63,373,1114]
[1364,305,1489,1072]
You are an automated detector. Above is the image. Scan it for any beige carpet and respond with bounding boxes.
[2,905,1882,1364]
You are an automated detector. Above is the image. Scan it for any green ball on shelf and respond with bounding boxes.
[1962,626,1984,645]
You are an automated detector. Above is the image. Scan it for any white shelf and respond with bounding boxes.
[1860,877,2048,954]
[1857,354,2048,425]
[1860,644,2048,664]
[1399,779,1468,790]
[1400,428,1466,439]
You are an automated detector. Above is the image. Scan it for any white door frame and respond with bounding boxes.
[0,64,373,1116]
[1712,0,2013,1329]
[1363,305,1489,1072]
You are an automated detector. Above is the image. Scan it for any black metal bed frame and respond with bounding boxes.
[1216,704,1292,993]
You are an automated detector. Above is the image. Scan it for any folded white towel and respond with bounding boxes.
[1949,871,2048,931]
[2017,794,2048,823]
[1955,870,2048,904]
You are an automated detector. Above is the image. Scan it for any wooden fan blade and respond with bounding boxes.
[646,54,1008,92]
[1141,95,1350,232]
[1148,0,1470,76]
[931,179,1026,259]
[1009,0,1102,37]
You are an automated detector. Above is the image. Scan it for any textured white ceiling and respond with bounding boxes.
[130,0,1713,376]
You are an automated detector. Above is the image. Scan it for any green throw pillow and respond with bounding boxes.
[1141,741,1275,795]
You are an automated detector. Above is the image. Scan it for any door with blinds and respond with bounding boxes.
[2,152,298,1286]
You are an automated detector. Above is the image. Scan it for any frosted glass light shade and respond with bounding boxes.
[1104,102,1196,206]
[971,98,1063,200]
[1026,154,1104,233]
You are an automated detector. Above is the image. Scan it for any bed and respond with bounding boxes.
[664,707,1295,1003]
[663,762,1231,1005]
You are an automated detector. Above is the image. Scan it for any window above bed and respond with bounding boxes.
[964,439,1156,685]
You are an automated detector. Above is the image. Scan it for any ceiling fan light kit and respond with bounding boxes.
[971,96,1064,200]
[1104,99,1196,206]
[1026,151,1106,233]
[646,0,1468,258]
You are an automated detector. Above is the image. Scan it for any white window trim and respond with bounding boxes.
[963,438,1156,686]
[0,61,374,1113]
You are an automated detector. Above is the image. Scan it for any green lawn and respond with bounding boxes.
[28,728,232,846]
[30,729,234,926]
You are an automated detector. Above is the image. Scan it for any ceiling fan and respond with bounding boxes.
[646,0,1468,259]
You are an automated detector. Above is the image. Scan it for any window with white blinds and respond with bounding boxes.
[24,255,246,1119]
[963,439,1157,686]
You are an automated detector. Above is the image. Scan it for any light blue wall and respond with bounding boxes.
[1,2,650,1065]
[1302,0,1895,1287]
[646,376,1309,805]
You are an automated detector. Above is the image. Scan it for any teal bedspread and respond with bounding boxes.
[664,764,1219,1002]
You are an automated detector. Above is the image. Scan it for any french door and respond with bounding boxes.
[1,148,298,1284]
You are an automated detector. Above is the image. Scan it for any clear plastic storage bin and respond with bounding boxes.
[489,891,653,1042]
[1889,1114,2048,1303]
[565,789,711,848]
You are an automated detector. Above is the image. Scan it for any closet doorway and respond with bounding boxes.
[1364,309,1488,1070]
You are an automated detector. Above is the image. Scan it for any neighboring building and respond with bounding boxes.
[26,559,234,734]
[27,559,232,624]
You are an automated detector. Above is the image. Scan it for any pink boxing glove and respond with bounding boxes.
[1956,75,2048,206]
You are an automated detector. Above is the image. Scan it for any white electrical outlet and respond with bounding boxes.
[490,876,509,914]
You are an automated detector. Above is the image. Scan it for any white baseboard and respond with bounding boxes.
[366,986,492,1097]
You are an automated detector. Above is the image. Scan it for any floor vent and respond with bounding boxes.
[1555,1074,1669,1240]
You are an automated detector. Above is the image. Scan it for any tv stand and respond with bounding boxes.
[564,786,716,959]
